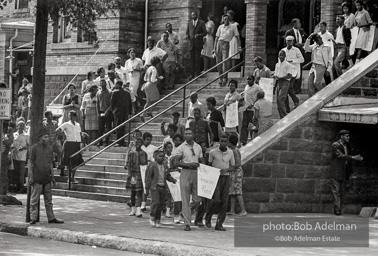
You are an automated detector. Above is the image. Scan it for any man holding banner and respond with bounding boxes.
[205,135,235,231]
[175,128,205,231]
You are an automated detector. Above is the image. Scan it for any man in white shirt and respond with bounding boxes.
[142,36,168,67]
[114,57,128,85]
[159,23,179,45]
[304,33,333,97]
[213,14,241,86]
[273,50,294,119]
[12,120,29,192]
[187,92,207,124]
[282,36,304,111]
[56,110,84,183]
[318,21,334,85]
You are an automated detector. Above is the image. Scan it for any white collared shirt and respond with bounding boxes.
[59,121,82,142]
[282,46,304,79]
[335,26,345,44]
[142,144,158,162]
[142,46,167,66]
[319,31,334,57]
[293,28,302,44]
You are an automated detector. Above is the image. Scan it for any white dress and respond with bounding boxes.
[229,22,240,59]
[125,57,143,101]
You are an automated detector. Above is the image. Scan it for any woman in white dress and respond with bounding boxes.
[227,10,241,68]
[125,48,144,114]
[342,2,357,69]
[354,0,373,63]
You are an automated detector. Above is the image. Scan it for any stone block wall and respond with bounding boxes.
[243,114,378,214]
[343,68,378,97]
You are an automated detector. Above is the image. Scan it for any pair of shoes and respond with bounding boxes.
[71,179,78,184]
[155,220,161,228]
[184,225,191,231]
[29,220,37,225]
[48,218,64,224]
[205,221,211,228]
[141,208,147,213]
[239,211,248,216]
[226,211,235,215]
[194,221,204,227]
[165,214,172,218]
[150,218,155,227]
[215,226,227,231]
[174,216,181,224]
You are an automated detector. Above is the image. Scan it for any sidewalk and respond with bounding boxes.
[1,194,378,256]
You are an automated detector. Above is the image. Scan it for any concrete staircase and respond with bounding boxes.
[52,72,309,202]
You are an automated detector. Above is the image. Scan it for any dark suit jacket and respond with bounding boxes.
[145,162,176,190]
[110,88,132,116]
[285,28,307,54]
[331,140,353,180]
[186,19,207,51]
[337,26,352,47]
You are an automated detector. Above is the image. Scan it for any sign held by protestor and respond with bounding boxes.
[225,102,239,128]
[140,165,147,194]
[197,164,220,199]
[167,171,181,202]
[259,78,274,103]
[0,89,11,120]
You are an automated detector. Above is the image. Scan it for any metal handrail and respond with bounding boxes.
[70,48,246,159]
[69,61,245,181]
[49,33,115,105]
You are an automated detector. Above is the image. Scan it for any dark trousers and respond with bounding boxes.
[190,48,202,76]
[240,110,254,144]
[174,201,182,215]
[205,175,230,228]
[98,112,112,145]
[195,197,210,223]
[150,185,166,221]
[276,80,290,118]
[113,111,128,146]
[324,72,332,85]
[285,78,300,113]
[294,63,303,93]
[13,160,26,189]
[130,190,143,207]
[330,178,345,212]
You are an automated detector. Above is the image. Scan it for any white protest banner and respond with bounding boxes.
[259,78,274,103]
[197,164,220,199]
[167,171,181,202]
[225,102,239,128]
[140,165,147,194]
[350,27,359,56]
[0,89,11,120]
[363,25,376,52]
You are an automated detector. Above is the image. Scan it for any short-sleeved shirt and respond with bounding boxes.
[58,121,82,142]
[244,84,263,107]
[30,143,54,185]
[12,131,29,161]
[157,40,177,62]
[175,141,203,167]
[142,47,167,66]
[189,119,211,147]
[142,144,158,162]
[216,23,239,42]
[209,148,235,176]
[274,60,294,81]
[188,100,207,118]
[254,98,273,117]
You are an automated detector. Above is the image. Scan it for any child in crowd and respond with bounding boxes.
[171,133,183,223]
[160,112,185,138]
[164,142,174,218]
[202,23,215,72]
[124,129,143,169]
[145,149,177,227]
[125,138,148,217]
[141,132,158,212]
[163,124,178,146]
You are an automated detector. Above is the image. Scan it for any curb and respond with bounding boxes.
[1,223,250,256]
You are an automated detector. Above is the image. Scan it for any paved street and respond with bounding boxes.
[0,232,155,256]
[1,194,378,255]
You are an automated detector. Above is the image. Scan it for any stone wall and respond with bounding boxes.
[343,68,378,97]
[243,114,378,214]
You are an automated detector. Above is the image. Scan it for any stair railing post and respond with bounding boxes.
[128,121,131,147]
[182,86,186,118]
[68,159,72,190]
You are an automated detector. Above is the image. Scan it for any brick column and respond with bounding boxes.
[321,0,343,33]
[244,0,269,75]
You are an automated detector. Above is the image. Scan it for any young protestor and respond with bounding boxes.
[141,132,158,212]
[126,138,148,217]
[163,124,178,145]
[171,134,183,223]
[161,112,185,138]
[205,135,235,231]
[164,142,174,218]
[145,149,177,227]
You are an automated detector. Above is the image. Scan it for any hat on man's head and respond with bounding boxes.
[286,35,295,41]
[147,36,154,42]
[38,129,49,138]
[69,110,77,116]
[339,130,350,136]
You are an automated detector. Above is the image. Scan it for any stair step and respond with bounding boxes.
[75,169,128,180]
[85,157,125,166]
[54,182,128,195]
[82,164,126,173]
[52,189,130,203]
[82,151,126,160]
